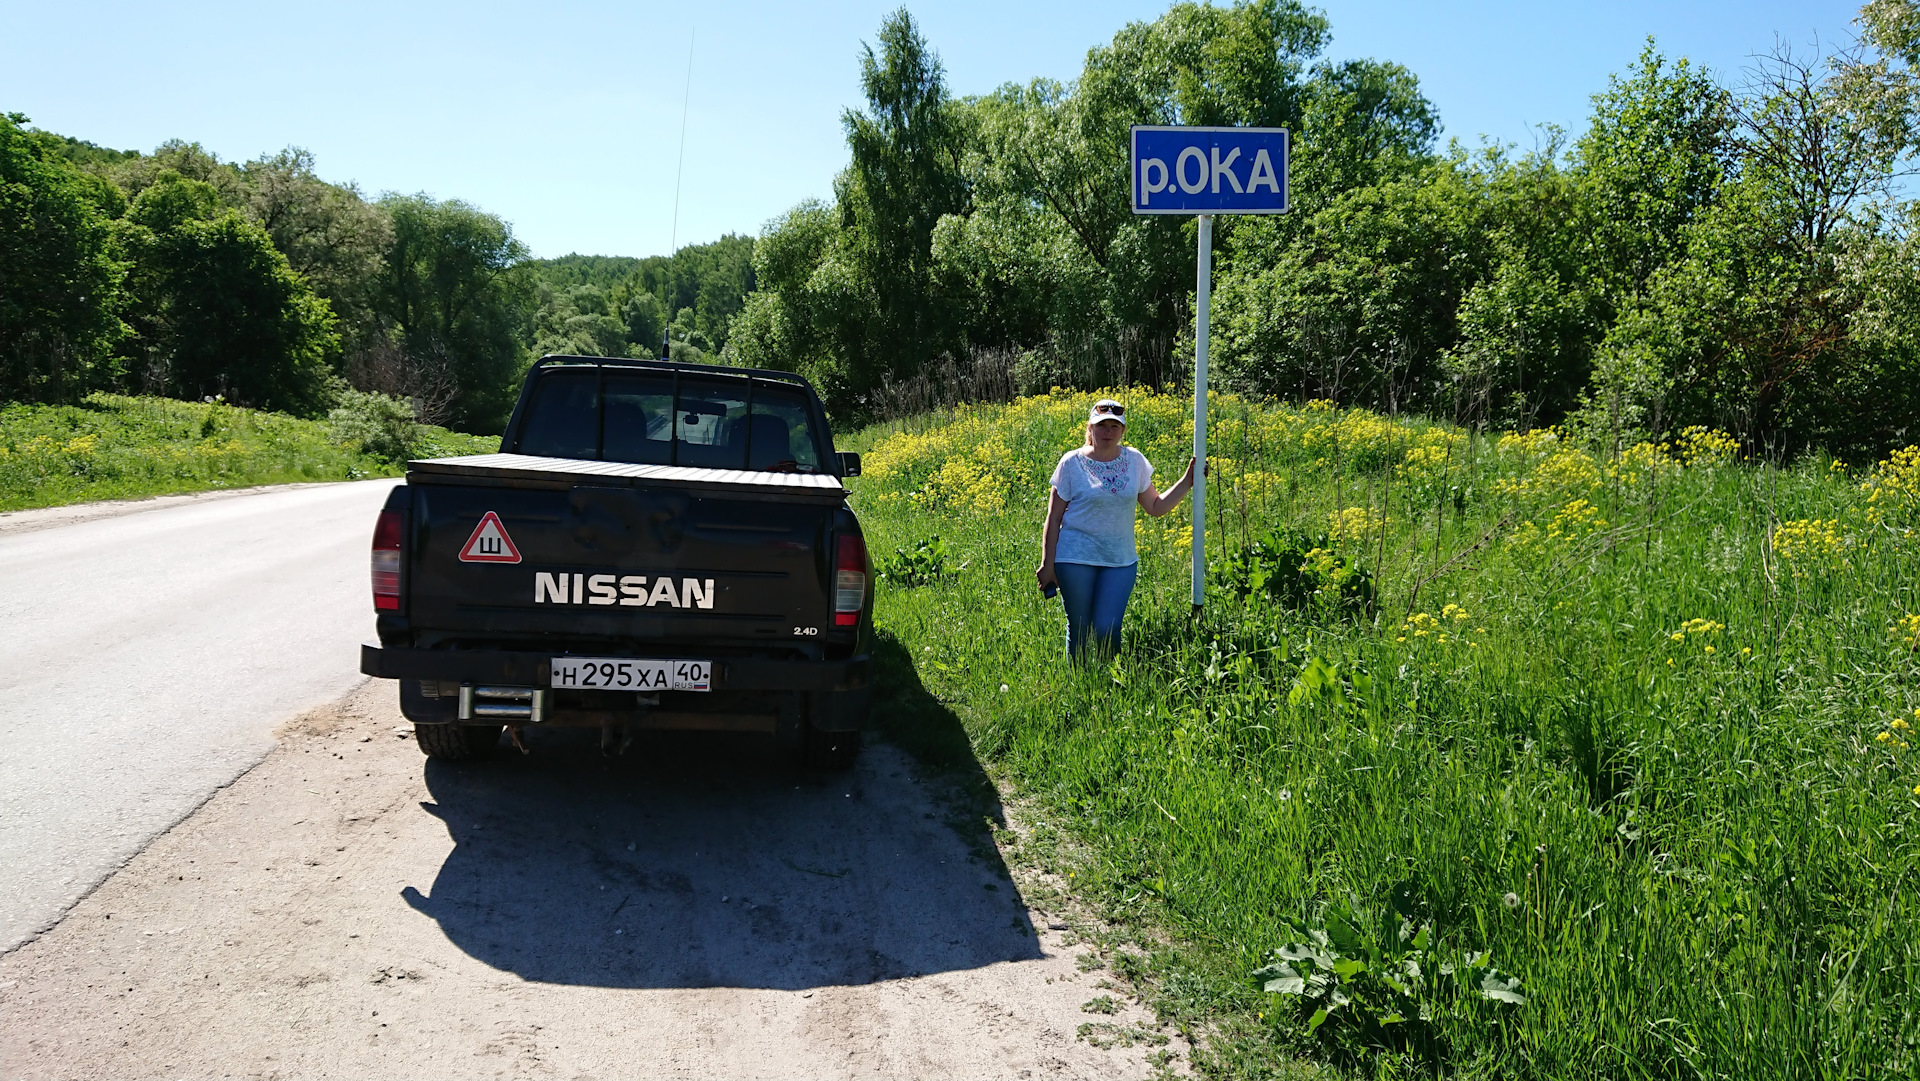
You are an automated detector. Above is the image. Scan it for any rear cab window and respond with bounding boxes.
[512,366,829,474]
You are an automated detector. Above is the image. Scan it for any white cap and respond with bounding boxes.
[1087,399,1126,426]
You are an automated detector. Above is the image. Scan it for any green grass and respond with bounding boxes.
[849,389,1920,1079]
[0,393,498,512]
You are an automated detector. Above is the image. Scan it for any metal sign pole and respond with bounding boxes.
[1191,213,1211,614]
[1128,125,1286,615]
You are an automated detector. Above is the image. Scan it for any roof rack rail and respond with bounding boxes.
[529,354,812,388]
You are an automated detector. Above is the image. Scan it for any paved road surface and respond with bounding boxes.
[0,481,398,951]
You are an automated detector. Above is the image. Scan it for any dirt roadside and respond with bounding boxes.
[0,679,1180,1079]
[0,482,359,537]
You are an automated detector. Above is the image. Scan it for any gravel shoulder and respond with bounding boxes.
[0,679,1176,1079]
[0,481,361,537]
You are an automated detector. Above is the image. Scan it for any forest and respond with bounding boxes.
[0,127,752,434]
[5,0,1919,456]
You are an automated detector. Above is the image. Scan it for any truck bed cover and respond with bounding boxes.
[406,453,850,502]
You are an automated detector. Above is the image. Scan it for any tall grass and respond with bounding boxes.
[847,390,1920,1078]
[0,393,498,512]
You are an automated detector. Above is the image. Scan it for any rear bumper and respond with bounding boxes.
[360,642,869,694]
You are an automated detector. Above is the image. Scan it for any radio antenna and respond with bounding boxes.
[663,27,695,360]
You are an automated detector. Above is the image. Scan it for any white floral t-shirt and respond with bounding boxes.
[1049,446,1153,567]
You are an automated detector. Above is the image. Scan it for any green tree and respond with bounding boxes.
[723,201,847,383]
[0,113,128,402]
[529,283,630,359]
[241,148,392,356]
[1586,27,1917,451]
[116,171,338,414]
[375,194,530,433]
[1211,160,1488,410]
[833,7,971,393]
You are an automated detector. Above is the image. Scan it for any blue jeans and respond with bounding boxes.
[1056,561,1138,660]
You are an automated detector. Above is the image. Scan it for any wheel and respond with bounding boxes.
[415,723,502,761]
[805,727,860,771]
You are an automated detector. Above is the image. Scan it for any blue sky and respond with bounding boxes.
[2,1,1865,259]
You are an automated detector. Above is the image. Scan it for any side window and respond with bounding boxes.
[515,370,599,459]
[747,388,823,472]
[600,374,674,465]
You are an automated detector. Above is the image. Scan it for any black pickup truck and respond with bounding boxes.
[359,356,872,768]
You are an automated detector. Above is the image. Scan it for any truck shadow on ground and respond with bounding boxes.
[402,632,1039,989]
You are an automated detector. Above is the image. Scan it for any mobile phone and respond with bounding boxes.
[1042,582,1058,599]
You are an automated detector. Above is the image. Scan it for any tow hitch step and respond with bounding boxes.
[458,685,549,723]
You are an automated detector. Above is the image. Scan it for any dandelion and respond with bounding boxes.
[1000,683,1010,694]
[1741,647,1752,656]
[1278,789,1291,802]
[1502,892,1520,909]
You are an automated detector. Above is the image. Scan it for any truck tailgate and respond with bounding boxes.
[404,454,847,646]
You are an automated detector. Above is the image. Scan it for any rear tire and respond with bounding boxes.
[415,723,502,761]
[805,727,860,771]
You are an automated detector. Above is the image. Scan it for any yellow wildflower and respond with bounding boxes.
[1327,505,1389,543]
[1895,614,1920,650]
[1404,612,1440,638]
[1772,519,1848,575]
[1671,426,1739,466]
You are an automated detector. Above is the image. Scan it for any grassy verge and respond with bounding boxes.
[849,390,1920,1079]
[0,393,498,512]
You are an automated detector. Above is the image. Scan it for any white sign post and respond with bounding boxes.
[1191,214,1211,613]
[1130,126,1290,613]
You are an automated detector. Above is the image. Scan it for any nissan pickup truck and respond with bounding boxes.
[358,355,872,768]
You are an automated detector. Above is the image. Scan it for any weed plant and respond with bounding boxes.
[847,389,1920,1078]
[0,393,498,512]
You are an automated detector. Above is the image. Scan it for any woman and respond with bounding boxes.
[1035,399,1197,659]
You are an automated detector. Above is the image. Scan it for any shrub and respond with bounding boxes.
[327,390,421,463]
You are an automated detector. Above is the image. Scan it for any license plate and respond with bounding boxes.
[550,657,711,692]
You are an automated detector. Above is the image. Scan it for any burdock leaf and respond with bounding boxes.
[1254,962,1307,995]
[1480,969,1527,1005]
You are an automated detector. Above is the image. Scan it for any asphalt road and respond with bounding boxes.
[0,480,399,951]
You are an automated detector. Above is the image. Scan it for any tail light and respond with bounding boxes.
[371,509,403,611]
[833,534,867,627]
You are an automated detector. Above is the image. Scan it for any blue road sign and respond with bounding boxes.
[1130,126,1289,215]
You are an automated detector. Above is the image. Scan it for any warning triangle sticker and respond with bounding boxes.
[458,511,522,563]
